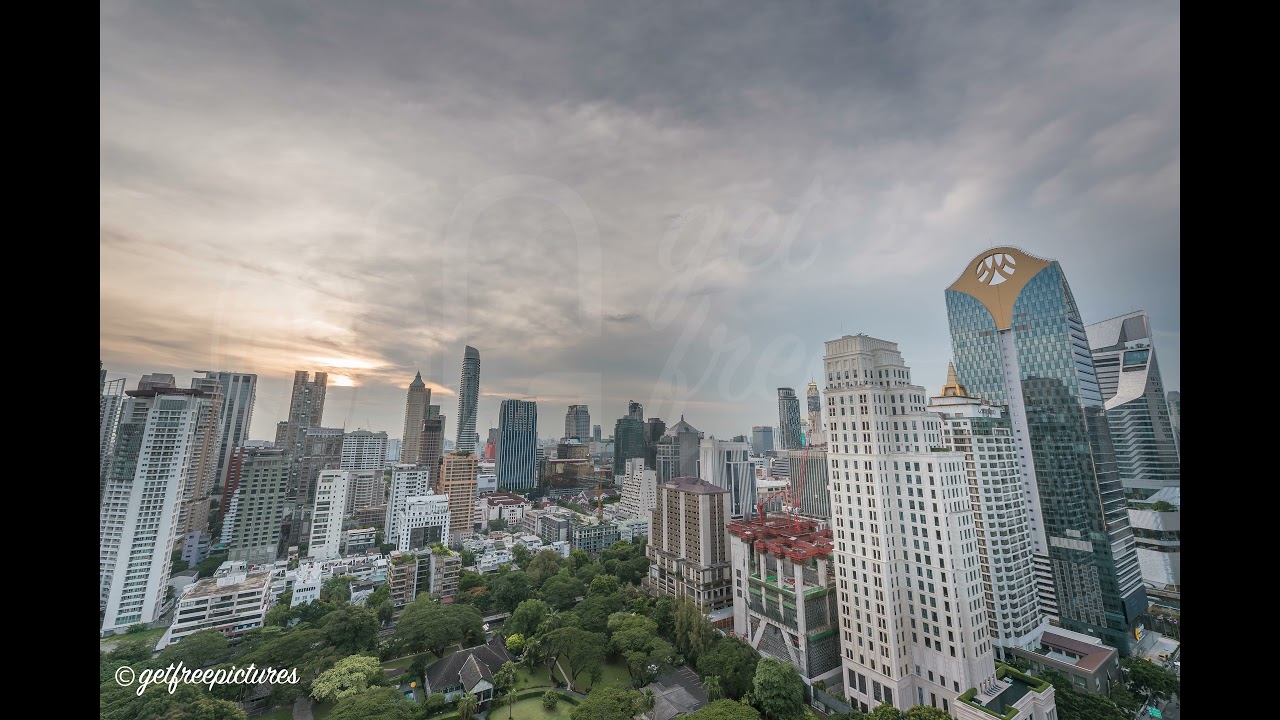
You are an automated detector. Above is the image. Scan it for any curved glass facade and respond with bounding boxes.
[946,261,1146,654]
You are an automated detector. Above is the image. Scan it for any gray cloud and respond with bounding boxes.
[101,0,1179,440]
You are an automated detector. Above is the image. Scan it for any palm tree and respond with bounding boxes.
[704,676,724,702]
[641,687,657,720]
[457,692,479,720]
[495,661,519,720]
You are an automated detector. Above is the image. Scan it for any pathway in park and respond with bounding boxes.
[292,695,314,720]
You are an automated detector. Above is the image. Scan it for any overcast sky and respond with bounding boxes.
[100,1,1179,442]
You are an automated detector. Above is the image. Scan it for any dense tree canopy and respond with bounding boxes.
[310,655,388,703]
[508,598,552,638]
[685,700,763,720]
[540,572,585,610]
[327,686,415,720]
[697,637,761,700]
[750,658,808,720]
[1040,669,1128,720]
[570,683,641,720]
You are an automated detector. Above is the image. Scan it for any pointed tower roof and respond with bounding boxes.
[940,361,969,398]
[409,371,425,388]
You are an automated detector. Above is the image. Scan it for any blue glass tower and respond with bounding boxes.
[945,247,1147,655]
[496,399,538,490]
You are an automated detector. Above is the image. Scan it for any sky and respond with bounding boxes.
[100,1,1180,442]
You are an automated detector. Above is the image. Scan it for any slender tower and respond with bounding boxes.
[401,372,431,467]
[455,347,480,453]
[806,381,824,446]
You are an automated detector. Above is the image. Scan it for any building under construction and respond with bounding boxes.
[727,514,840,685]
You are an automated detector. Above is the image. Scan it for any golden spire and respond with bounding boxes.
[941,361,969,397]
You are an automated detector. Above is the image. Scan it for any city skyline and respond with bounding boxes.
[101,1,1179,445]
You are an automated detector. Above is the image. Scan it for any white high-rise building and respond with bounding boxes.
[385,464,431,544]
[100,383,214,634]
[929,364,1047,655]
[823,335,1054,718]
[397,494,451,551]
[342,430,389,472]
[618,458,658,519]
[345,469,383,516]
[309,470,350,561]
[386,438,403,466]
[99,376,126,500]
[698,436,754,518]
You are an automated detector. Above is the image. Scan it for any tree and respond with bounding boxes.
[609,614,675,687]
[159,629,231,669]
[527,549,564,587]
[575,593,621,633]
[506,633,526,656]
[460,548,477,567]
[566,548,591,573]
[672,597,717,662]
[1120,657,1180,699]
[697,637,761,700]
[684,700,762,720]
[321,575,357,605]
[422,692,449,716]
[541,573,585,611]
[904,706,951,720]
[570,683,641,720]
[543,691,560,710]
[1151,500,1176,512]
[1108,683,1143,713]
[323,605,381,655]
[1039,669,1128,720]
[640,688,657,720]
[866,706,903,720]
[704,676,725,702]
[649,596,676,637]
[495,661,519,720]
[589,574,622,598]
[508,599,551,638]
[457,692,480,720]
[393,600,485,657]
[544,627,607,690]
[328,686,415,720]
[311,655,388,703]
[491,571,533,613]
[749,658,808,720]
[490,518,510,533]
[459,569,486,592]
[195,551,229,578]
[511,542,531,568]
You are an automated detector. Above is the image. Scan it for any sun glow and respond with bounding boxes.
[330,374,356,387]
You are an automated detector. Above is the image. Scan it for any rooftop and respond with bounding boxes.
[663,476,729,494]
[182,571,272,600]
[726,515,833,561]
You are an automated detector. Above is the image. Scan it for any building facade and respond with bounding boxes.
[496,400,538,490]
[345,469,384,516]
[225,447,289,566]
[280,371,329,497]
[565,404,591,440]
[341,430,389,473]
[455,346,481,453]
[619,458,658,519]
[777,388,803,450]
[788,447,830,520]
[295,427,345,506]
[99,377,127,501]
[440,452,479,543]
[385,464,432,544]
[167,571,273,645]
[699,436,754,519]
[806,382,824,447]
[196,371,257,494]
[645,476,732,610]
[402,372,432,466]
[751,425,774,455]
[398,494,451,551]
[308,470,350,560]
[613,416,646,479]
[946,247,1146,653]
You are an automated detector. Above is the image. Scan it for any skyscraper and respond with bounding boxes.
[419,417,445,475]
[308,470,350,560]
[751,425,774,455]
[644,476,732,610]
[401,372,431,467]
[656,416,701,481]
[806,381,824,446]
[100,381,215,633]
[698,436,754,518]
[945,246,1146,654]
[1166,391,1180,448]
[440,451,479,542]
[565,404,591,440]
[786,447,829,520]
[281,371,329,495]
[627,400,643,421]
[496,400,538,490]
[195,371,257,493]
[455,346,480,453]
[613,416,645,479]
[100,376,126,500]
[593,424,602,442]
[777,388,803,450]
[823,335,1052,716]
[295,427,344,505]
[385,464,432,544]
[180,376,226,538]
[341,430,389,472]
[1085,311,1181,499]
[644,416,667,471]
[224,447,289,566]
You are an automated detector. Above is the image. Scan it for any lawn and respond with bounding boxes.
[384,646,460,673]
[506,695,575,720]
[312,701,335,719]
[100,626,166,649]
[566,658,632,693]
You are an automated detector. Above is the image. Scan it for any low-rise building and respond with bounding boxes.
[477,491,532,531]
[617,516,649,542]
[167,571,273,646]
[343,527,377,556]
[1004,626,1120,696]
[423,635,513,706]
[571,520,620,555]
[387,547,462,608]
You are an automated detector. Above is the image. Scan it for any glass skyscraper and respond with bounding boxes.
[945,247,1146,655]
[776,387,802,449]
[496,399,537,490]
[455,346,481,453]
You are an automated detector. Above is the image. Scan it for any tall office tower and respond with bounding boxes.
[341,430,389,472]
[308,470,350,560]
[419,417,444,473]
[644,417,667,471]
[385,464,432,544]
[274,421,289,448]
[401,372,431,467]
[945,247,1146,653]
[386,439,402,465]
[823,335,1019,716]
[454,346,480,453]
[397,493,451,551]
[439,452,479,542]
[788,447,830,520]
[613,416,646,479]
[1085,311,1181,500]
[565,405,591,440]
[593,424,602,442]
[806,382,825,447]
[281,371,329,494]
[628,400,644,421]
[1166,391,1180,448]
[656,416,702,481]
[344,469,383,516]
[619,457,659,519]
[100,382,213,633]
[496,400,538,490]
[699,436,754,518]
[179,377,226,538]
[100,376,126,500]
[224,447,289,566]
[930,365,1047,655]
[644,476,732,610]
[777,388,803,450]
[195,371,257,494]
[295,427,344,505]
[752,425,775,455]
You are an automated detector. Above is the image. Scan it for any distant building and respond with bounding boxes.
[181,530,212,567]
[478,491,531,532]
[440,452,479,543]
[786,447,829,520]
[385,464,431,543]
[280,371,329,497]
[398,494,451,552]
[656,416,701,482]
[613,416,645,479]
[455,347,481,453]
[644,417,667,474]
[619,458,658,519]
[401,372,431,467]
[627,400,643,421]
[343,527,377,556]
[344,469,383,516]
[194,370,258,494]
[565,405,591,440]
[776,388,803,450]
[571,520,620,555]
[225,447,289,566]
[699,436,754,518]
[295,427,344,506]
[1126,487,1181,600]
[617,516,649,542]
[387,548,461,607]
[751,425,774,455]
[645,476,732,610]
[308,471,350,560]
[593,424,602,442]
[496,400,538,491]
[805,381,824,447]
[341,430,389,473]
